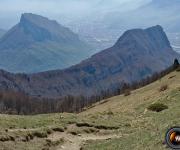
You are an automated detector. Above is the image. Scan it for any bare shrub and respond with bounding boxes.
[107,109,114,115]
[176,66,180,72]
[124,90,131,96]
[159,85,168,92]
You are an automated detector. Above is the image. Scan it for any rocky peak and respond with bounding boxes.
[20,13,60,32]
[114,25,171,50]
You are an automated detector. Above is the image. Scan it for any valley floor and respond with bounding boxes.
[0,70,180,150]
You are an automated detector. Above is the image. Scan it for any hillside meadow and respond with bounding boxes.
[0,70,179,150]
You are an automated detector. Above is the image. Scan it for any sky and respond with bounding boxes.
[0,0,151,29]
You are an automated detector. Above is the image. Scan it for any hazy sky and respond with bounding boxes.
[0,0,151,29]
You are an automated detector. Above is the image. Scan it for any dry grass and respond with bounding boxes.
[81,71,180,150]
[80,71,179,116]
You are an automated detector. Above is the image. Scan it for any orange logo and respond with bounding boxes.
[166,127,180,149]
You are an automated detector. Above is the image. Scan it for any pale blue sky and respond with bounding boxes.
[0,0,151,29]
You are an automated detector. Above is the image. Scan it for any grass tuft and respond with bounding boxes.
[148,103,168,112]
[52,127,64,132]
[159,85,168,92]
[32,131,48,138]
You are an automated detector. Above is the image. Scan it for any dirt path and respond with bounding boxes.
[48,131,121,150]
[8,124,121,150]
[47,124,121,150]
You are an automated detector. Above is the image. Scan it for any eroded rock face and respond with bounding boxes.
[0,25,179,98]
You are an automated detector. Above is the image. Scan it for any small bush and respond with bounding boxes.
[94,125,119,130]
[46,129,53,134]
[76,122,93,127]
[42,148,49,150]
[52,127,64,132]
[70,131,78,135]
[106,109,114,115]
[148,103,168,112]
[0,135,14,142]
[159,85,168,92]
[0,136,9,142]
[33,131,48,138]
[168,75,176,79]
[124,90,131,96]
[27,133,34,140]
[176,67,180,72]
[9,136,15,141]
[76,122,118,130]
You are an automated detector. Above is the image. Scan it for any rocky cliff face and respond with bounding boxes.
[0,25,179,98]
[0,13,92,73]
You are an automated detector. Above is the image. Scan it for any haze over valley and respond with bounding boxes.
[66,0,180,52]
[1,0,180,54]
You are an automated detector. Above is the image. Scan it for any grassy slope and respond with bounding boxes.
[0,71,179,150]
[81,71,180,150]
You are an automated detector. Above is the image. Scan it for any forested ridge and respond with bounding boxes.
[0,60,179,115]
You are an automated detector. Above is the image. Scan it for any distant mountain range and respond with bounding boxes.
[101,0,180,31]
[103,0,180,32]
[70,0,180,52]
[0,13,93,73]
[0,25,178,98]
[0,29,6,38]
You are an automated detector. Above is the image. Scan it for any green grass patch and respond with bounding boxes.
[147,103,168,112]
